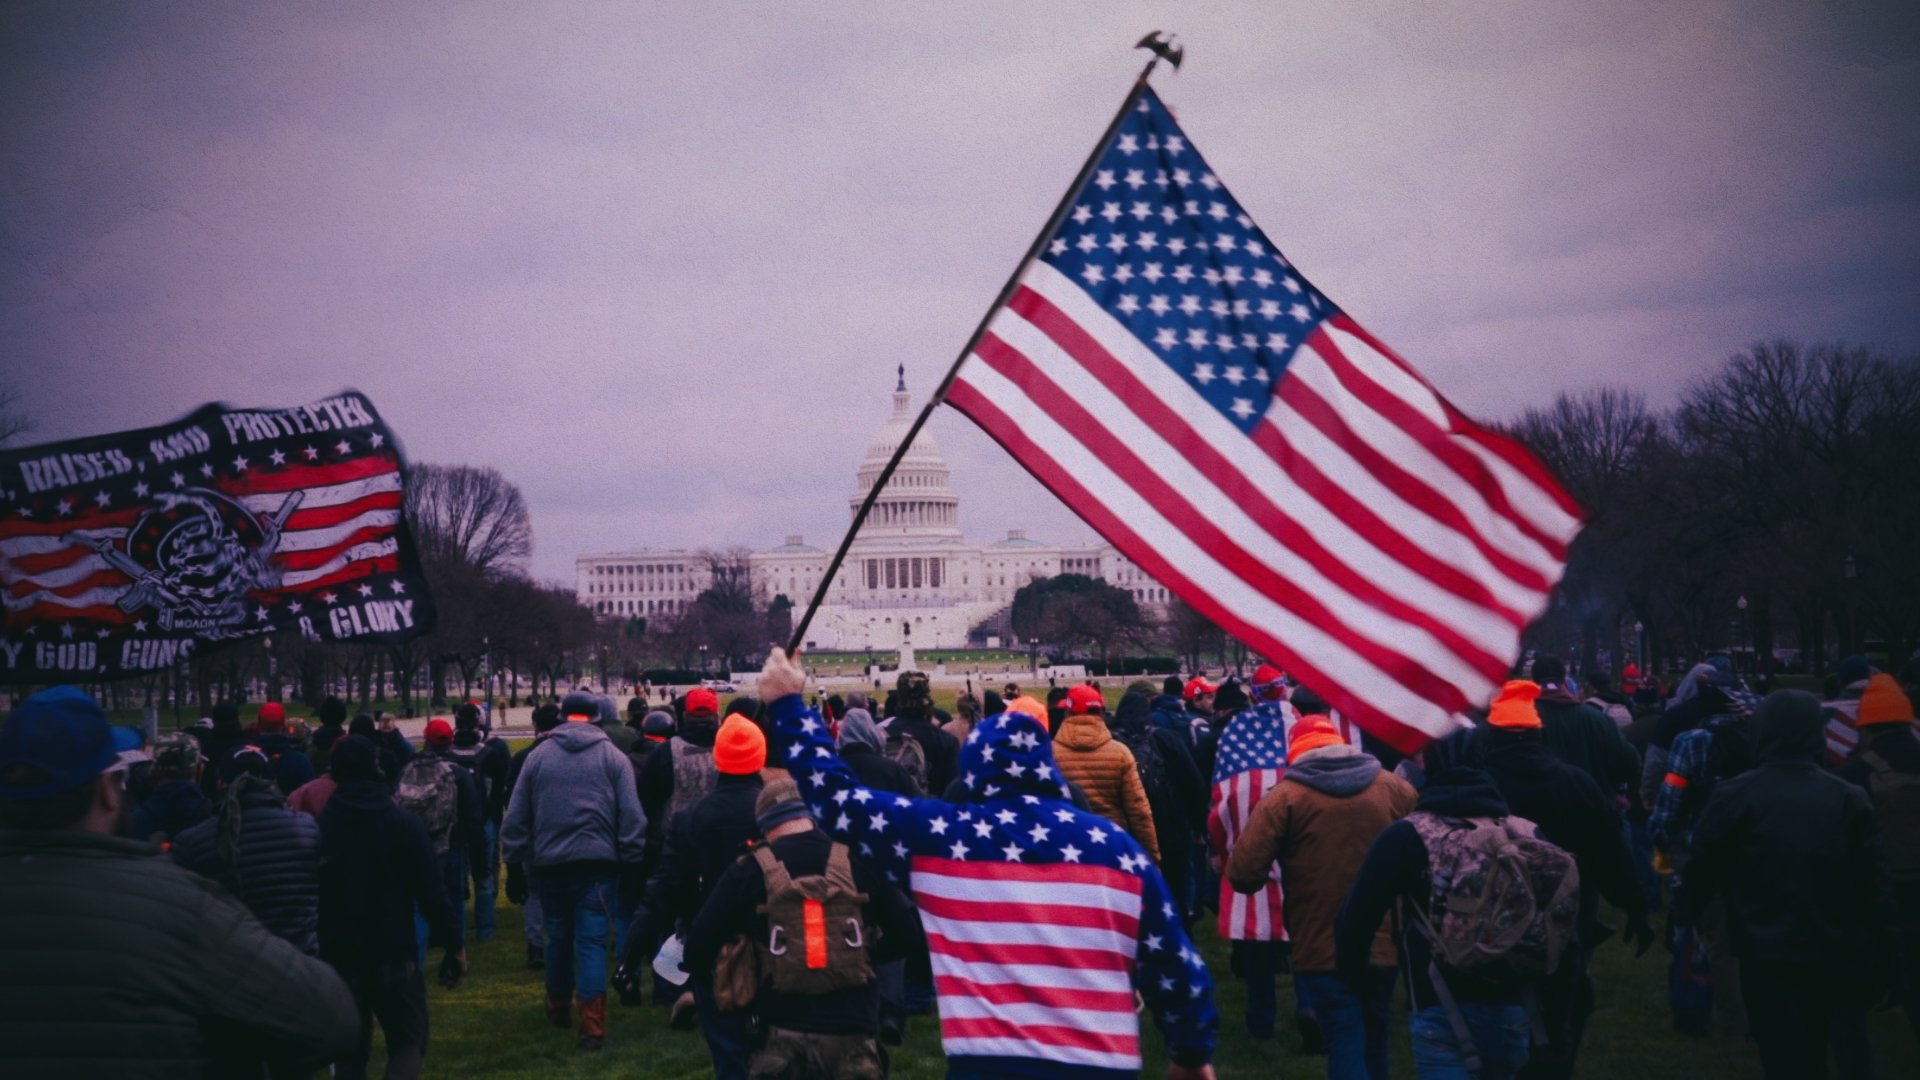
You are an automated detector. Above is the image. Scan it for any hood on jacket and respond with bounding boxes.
[1148,694,1187,727]
[837,709,884,754]
[1055,712,1113,752]
[1413,766,1510,818]
[1111,690,1152,737]
[326,778,393,815]
[1284,748,1381,796]
[1751,689,1825,765]
[546,722,612,754]
[956,710,1072,802]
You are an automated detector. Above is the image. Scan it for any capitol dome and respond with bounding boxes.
[850,366,962,544]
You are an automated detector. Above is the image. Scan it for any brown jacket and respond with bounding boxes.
[1227,750,1416,972]
[1053,712,1161,862]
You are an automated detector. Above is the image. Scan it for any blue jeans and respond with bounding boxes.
[1297,971,1393,1080]
[522,874,546,947]
[538,871,620,1003]
[1234,940,1281,1035]
[1409,1002,1530,1080]
[414,850,467,968]
[472,820,499,941]
[693,980,751,1080]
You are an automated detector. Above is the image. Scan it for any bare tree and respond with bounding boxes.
[405,463,534,579]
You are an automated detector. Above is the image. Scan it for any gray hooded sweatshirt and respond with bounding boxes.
[501,721,646,870]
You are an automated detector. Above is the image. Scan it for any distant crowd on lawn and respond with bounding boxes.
[2,644,1917,1080]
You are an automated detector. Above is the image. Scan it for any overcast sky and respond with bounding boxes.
[4,1,1917,582]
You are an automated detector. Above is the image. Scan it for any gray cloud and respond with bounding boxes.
[4,1,1916,580]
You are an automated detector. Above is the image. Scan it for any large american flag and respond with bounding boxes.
[947,87,1583,750]
[0,393,433,682]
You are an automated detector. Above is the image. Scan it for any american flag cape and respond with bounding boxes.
[0,392,434,683]
[1208,702,1288,941]
[769,695,1218,1076]
[946,87,1583,752]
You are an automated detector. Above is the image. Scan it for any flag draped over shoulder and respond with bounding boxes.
[947,86,1583,751]
[0,392,434,683]
[1209,703,1289,941]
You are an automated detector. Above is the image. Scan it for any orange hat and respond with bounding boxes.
[685,688,720,717]
[714,714,767,775]
[1858,674,1915,727]
[1067,684,1105,714]
[1006,695,1048,722]
[1488,680,1543,730]
[423,719,455,747]
[1288,715,1345,762]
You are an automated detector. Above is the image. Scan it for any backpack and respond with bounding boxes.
[1119,726,1172,810]
[665,737,718,821]
[445,742,492,807]
[1679,715,1754,823]
[1860,747,1920,881]
[1408,811,1581,976]
[397,756,460,856]
[882,726,929,795]
[752,843,874,995]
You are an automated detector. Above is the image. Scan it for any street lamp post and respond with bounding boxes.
[1735,596,1749,673]
[1633,620,1644,673]
[1029,636,1040,675]
[698,643,709,680]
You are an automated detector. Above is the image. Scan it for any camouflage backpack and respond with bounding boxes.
[752,843,874,995]
[882,726,929,795]
[1408,811,1580,975]
[665,737,718,821]
[397,756,460,856]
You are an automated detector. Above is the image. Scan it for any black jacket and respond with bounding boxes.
[885,713,959,797]
[842,743,918,797]
[643,773,765,936]
[1112,694,1207,850]
[0,828,358,1079]
[1686,691,1894,977]
[172,782,324,955]
[446,731,512,825]
[1535,689,1639,792]
[636,721,718,827]
[129,779,211,843]
[686,828,920,1035]
[317,779,462,973]
[1471,727,1647,942]
[1335,767,1527,1010]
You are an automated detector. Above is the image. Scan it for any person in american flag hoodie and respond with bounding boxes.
[1205,670,1292,1043]
[759,649,1219,1080]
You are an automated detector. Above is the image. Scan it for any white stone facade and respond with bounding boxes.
[576,370,1169,649]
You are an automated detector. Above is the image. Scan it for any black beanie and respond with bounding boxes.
[331,735,380,784]
[1213,679,1250,715]
[1163,676,1184,697]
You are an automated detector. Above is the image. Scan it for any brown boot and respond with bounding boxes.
[578,995,607,1051]
[545,992,572,1030]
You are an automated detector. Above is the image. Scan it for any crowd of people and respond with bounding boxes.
[1,646,1916,1079]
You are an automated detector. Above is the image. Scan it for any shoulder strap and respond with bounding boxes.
[753,844,792,896]
[1861,746,1894,778]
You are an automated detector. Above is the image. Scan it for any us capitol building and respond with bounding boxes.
[576,369,1170,651]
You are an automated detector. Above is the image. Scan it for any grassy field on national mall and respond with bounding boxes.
[384,890,1917,1078]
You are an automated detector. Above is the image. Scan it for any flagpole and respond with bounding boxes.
[787,44,1174,655]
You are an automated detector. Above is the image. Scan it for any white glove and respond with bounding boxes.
[760,647,808,701]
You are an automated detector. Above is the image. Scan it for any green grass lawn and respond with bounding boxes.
[388,887,1917,1078]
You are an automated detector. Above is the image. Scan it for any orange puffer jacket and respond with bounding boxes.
[1052,713,1161,862]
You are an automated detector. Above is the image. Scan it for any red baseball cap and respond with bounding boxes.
[1252,664,1284,687]
[685,688,720,716]
[256,701,287,733]
[424,719,455,747]
[1183,676,1219,700]
[1067,684,1105,714]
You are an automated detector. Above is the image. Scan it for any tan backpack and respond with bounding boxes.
[753,843,875,995]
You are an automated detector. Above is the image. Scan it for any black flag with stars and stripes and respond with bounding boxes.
[0,391,435,683]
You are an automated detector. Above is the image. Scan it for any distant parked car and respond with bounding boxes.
[700,678,737,693]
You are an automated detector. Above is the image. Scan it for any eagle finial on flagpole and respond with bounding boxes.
[1136,31,1183,72]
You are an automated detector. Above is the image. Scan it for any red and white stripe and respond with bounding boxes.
[911,856,1145,1071]
[1,457,406,625]
[949,260,1582,751]
[1213,765,1284,941]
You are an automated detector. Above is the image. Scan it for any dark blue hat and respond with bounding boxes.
[0,686,142,798]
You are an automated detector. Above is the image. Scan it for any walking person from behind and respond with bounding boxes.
[0,686,359,1079]
[687,777,922,1079]
[501,691,648,1051]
